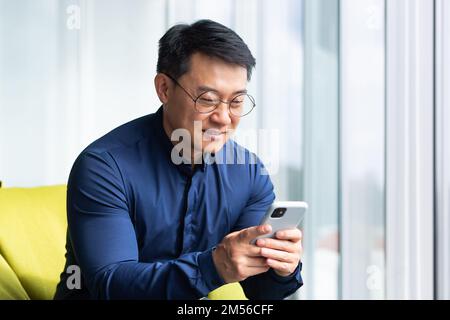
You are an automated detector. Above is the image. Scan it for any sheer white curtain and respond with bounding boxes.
[0,0,164,187]
[386,0,434,300]
[340,0,385,299]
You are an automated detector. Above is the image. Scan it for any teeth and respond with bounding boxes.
[203,130,223,142]
[204,130,222,136]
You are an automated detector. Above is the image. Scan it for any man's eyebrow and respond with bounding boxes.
[197,85,248,95]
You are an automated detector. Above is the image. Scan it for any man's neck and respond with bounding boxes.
[162,114,202,167]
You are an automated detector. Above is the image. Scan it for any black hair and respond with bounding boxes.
[157,19,256,81]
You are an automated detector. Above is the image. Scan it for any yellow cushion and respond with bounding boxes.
[208,282,247,300]
[0,185,67,300]
[0,253,29,300]
[0,184,246,300]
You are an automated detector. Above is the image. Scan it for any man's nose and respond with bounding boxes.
[211,102,232,125]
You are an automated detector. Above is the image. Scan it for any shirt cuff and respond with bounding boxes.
[197,247,226,292]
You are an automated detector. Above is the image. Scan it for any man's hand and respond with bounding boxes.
[212,225,273,283]
[255,228,303,277]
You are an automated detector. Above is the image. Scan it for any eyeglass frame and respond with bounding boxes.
[161,72,256,117]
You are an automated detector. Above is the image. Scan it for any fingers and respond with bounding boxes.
[266,258,297,276]
[274,228,302,242]
[259,247,298,263]
[256,237,300,254]
[238,224,272,243]
[246,244,265,257]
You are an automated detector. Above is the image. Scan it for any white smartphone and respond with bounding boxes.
[250,201,308,245]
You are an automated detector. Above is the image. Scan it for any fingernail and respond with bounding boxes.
[278,231,285,238]
[258,239,266,246]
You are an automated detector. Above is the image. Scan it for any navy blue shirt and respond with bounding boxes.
[55,106,303,300]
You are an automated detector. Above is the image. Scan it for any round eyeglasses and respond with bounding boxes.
[163,73,256,117]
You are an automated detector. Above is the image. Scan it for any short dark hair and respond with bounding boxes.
[157,19,256,81]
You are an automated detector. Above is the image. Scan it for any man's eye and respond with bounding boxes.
[231,101,244,107]
[198,97,218,105]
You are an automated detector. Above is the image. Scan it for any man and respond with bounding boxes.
[55,19,303,300]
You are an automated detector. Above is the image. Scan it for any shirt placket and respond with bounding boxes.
[181,169,201,254]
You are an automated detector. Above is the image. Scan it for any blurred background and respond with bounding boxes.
[0,0,449,299]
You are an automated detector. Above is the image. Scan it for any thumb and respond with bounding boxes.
[238,224,272,243]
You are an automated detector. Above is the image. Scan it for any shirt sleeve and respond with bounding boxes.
[67,151,225,299]
[233,156,304,300]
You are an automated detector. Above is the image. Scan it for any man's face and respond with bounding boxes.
[160,52,247,156]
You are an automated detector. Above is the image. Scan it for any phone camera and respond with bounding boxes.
[271,208,287,218]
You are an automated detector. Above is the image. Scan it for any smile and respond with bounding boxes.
[202,129,226,136]
[202,129,226,141]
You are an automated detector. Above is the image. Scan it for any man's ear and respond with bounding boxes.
[154,73,170,104]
